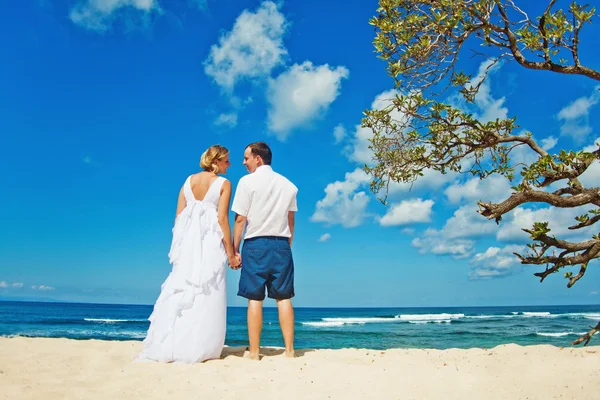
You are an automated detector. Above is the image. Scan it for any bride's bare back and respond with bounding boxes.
[189,172,220,202]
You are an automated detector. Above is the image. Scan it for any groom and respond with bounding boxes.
[232,142,298,360]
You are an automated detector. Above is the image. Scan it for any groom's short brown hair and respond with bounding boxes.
[247,142,272,165]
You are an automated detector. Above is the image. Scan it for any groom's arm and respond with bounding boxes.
[233,214,246,254]
[288,211,295,248]
[231,179,249,255]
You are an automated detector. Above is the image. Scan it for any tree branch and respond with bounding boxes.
[496,2,600,80]
[572,320,600,346]
[478,189,600,222]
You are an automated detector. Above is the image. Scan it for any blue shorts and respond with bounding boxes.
[238,236,295,301]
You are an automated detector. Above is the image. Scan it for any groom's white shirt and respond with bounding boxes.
[232,165,298,239]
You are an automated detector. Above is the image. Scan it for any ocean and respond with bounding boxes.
[1,301,599,350]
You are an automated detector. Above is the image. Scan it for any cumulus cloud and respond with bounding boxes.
[579,136,600,188]
[541,136,558,151]
[69,0,159,31]
[471,60,509,123]
[440,205,498,239]
[204,1,287,91]
[318,233,331,242]
[311,168,370,228]
[411,231,474,259]
[344,89,457,198]
[213,112,238,128]
[31,285,55,291]
[346,89,401,165]
[445,175,512,205]
[449,60,508,123]
[557,85,600,141]
[189,0,208,10]
[379,198,434,227]
[333,124,346,144]
[266,62,349,140]
[469,244,526,279]
[0,281,24,289]
[496,205,594,242]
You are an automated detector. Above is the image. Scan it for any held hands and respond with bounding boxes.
[228,253,242,270]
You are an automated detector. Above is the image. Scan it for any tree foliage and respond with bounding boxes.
[364,0,600,345]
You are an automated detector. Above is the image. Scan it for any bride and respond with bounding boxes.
[136,145,241,363]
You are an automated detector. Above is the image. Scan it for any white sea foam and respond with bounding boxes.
[84,318,142,323]
[398,313,464,322]
[322,317,399,324]
[536,332,587,337]
[562,313,600,320]
[408,319,451,324]
[521,312,554,317]
[302,321,355,327]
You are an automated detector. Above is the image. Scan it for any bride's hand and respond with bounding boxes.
[228,254,241,269]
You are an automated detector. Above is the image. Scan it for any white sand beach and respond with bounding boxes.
[1,337,599,399]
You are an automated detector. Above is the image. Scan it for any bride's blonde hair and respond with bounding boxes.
[200,145,229,174]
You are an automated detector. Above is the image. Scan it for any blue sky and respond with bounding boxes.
[1,0,599,307]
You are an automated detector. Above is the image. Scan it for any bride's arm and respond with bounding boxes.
[174,186,186,222]
[217,180,237,265]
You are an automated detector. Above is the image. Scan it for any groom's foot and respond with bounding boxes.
[243,348,261,361]
[284,350,296,358]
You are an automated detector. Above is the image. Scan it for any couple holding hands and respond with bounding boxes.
[136,142,298,363]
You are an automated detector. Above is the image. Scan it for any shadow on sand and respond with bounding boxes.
[221,346,315,360]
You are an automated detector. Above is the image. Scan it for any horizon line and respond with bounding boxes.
[1,299,599,309]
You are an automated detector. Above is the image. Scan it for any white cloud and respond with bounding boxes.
[311,168,370,228]
[445,175,512,205]
[449,60,507,123]
[345,89,456,196]
[386,168,458,197]
[318,233,331,242]
[469,244,525,279]
[0,281,24,289]
[379,198,434,227]
[214,112,238,128]
[496,205,594,242]
[347,89,401,165]
[204,1,287,91]
[441,204,499,239]
[557,85,600,141]
[411,233,474,259]
[32,285,55,291]
[189,0,207,10]
[267,62,349,139]
[540,136,558,151]
[579,136,600,188]
[401,228,415,235]
[590,291,599,296]
[333,124,346,144]
[471,60,509,123]
[69,0,159,31]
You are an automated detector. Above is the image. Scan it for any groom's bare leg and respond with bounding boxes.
[276,299,295,357]
[247,300,263,360]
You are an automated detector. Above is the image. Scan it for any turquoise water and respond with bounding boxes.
[1,301,598,349]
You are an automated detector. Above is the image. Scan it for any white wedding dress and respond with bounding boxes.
[136,176,227,363]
